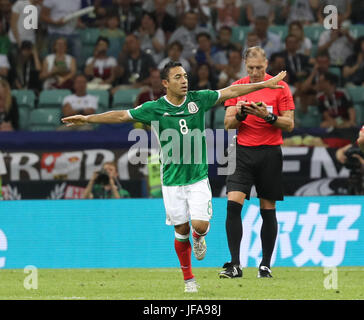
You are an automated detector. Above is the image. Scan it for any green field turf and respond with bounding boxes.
[0,267,363,300]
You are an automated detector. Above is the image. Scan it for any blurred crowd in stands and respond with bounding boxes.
[0,0,364,135]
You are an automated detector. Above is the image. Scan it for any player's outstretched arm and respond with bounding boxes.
[217,71,287,104]
[61,110,133,126]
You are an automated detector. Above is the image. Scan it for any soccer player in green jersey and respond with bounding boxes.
[62,62,286,293]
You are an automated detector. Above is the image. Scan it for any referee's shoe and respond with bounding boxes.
[257,266,273,278]
[219,262,242,278]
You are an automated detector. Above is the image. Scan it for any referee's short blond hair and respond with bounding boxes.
[244,46,267,61]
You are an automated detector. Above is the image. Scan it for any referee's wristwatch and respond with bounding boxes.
[264,112,278,124]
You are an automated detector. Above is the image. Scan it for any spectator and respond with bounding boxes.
[318,14,354,66]
[190,62,217,91]
[0,15,10,56]
[317,72,356,129]
[168,11,209,61]
[252,16,283,60]
[358,126,364,153]
[350,0,364,24]
[115,33,156,88]
[286,0,318,25]
[135,69,164,106]
[134,11,166,65]
[0,78,19,131]
[318,0,351,24]
[158,41,191,73]
[267,52,287,77]
[9,0,42,49]
[84,36,117,89]
[0,52,10,80]
[218,48,246,88]
[280,34,311,86]
[288,20,312,56]
[109,0,143,34]
[12,41,41,92]
[150,0,177,40]
[99,14,125,59]
[176,0,211,26]
[80,0,114,28]
[83,161,130,199]
[193,32,228,72]
[60,74,98,130]
[301,50,330,93]
[343,36,364,86]
[40,0,82,64]
[244,31,260,49]
[0,0,12,33]
[246,0,275,25]
[215,0,240,30]
[39,37,77,89]
[215,26,237,62]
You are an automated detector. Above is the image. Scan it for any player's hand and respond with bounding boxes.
[61,115,89,126]
[243,101,270,118]
[236,100,248,115]
[264,71,286,89]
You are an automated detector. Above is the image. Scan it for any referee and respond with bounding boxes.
[219,47,295,279]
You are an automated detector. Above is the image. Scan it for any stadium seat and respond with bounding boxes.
[269,25,288,41]
[310,44,318,57]
[79,28,100,45]
[231,26,251,44]
[354,104,364,126]
[347,86,364,104]
[298,106,321,128]
[328,66,342,85]
[303,25,326,44]
[18,107,30,130]
[349,25,364,39]
[112,88,141,109]
[29,108,62,131]
[79,44,95,69]
[87,89,110,113]
[38,89,72,108]
[12,89,36,109]
[213,107,226,129]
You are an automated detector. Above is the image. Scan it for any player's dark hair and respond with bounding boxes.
[161,61,183,80]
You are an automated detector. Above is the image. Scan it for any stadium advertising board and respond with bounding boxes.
[0,146,353,198]
[0,196,362,269]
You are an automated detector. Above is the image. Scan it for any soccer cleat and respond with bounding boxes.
[192,236,207,261]
[184,279,200,293]
[257,266,273,278]
[219,263,242,278]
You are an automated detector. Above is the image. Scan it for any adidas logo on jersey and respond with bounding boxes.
[163,112,171,117]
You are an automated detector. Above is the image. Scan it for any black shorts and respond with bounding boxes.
[226,144,284,201]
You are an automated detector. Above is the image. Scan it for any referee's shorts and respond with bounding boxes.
[226,144,284,201]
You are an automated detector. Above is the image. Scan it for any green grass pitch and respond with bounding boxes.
[1,267,363,300]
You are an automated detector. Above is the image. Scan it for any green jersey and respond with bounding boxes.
[128,90,220,186]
